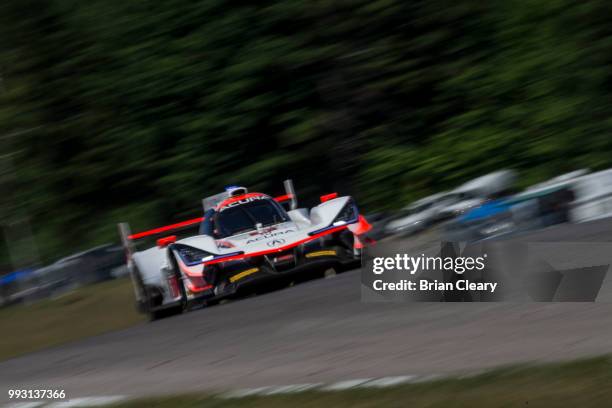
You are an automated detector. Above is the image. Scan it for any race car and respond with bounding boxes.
[118,180,372,319]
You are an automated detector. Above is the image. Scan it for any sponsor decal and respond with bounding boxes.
[219,195,266,212]
[229,267,259,283]
[267,238,286,247]
[246,229,294,244]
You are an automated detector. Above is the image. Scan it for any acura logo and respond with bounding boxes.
[267,239,286,247]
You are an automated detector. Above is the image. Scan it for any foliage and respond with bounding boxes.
[1,0,612,264]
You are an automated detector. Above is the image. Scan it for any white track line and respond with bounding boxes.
[3,375,442,407]
[46,397,127,407]
[359,375,417,388]
[261,383,323,395]
[220,374,441,398]
[3,396,127,408]
[221,387,275,399]
[320,378,373,391]
[4,403,47,408]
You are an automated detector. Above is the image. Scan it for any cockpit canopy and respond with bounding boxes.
[200,195,290,238]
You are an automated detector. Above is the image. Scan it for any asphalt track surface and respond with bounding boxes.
[2,219,612,402]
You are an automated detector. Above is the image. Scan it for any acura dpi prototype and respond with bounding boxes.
[119,180,372,319]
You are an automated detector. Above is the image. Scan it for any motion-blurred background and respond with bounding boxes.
[2,0,612,298]
[5,4,612,406]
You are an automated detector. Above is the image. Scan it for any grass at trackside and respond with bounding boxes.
[109,357,612,408]
[0,278,143,360]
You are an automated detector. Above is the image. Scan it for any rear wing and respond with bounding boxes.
[118,216,204,263]
[119,179,297,250]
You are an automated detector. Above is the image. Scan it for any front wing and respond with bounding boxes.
[175,226,361,301]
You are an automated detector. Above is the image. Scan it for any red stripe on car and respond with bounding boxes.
[129,217,205,240]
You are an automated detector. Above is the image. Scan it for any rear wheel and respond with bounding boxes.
[142,284,184,320]
[134,263,185,321]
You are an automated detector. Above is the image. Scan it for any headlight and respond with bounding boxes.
[332,199,358,225]
[174,244,213,266]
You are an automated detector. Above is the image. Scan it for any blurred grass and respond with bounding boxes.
[0,278,143,361]
[109,357,612,408]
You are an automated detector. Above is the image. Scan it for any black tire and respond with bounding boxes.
[134,259,185,321]
[144,285,184,321]
[336,247,363,272]
[131,264,149,313]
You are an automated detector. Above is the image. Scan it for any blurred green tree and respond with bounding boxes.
[1,0,612,264]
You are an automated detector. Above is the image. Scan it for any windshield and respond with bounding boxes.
[213,198,290,238]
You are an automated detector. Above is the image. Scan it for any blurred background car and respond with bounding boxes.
[437,170,517,219]
[0,244,124,306]
[444,168,612,242]
[384,192,447,236]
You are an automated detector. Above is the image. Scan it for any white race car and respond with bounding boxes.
[119,180,372,319]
